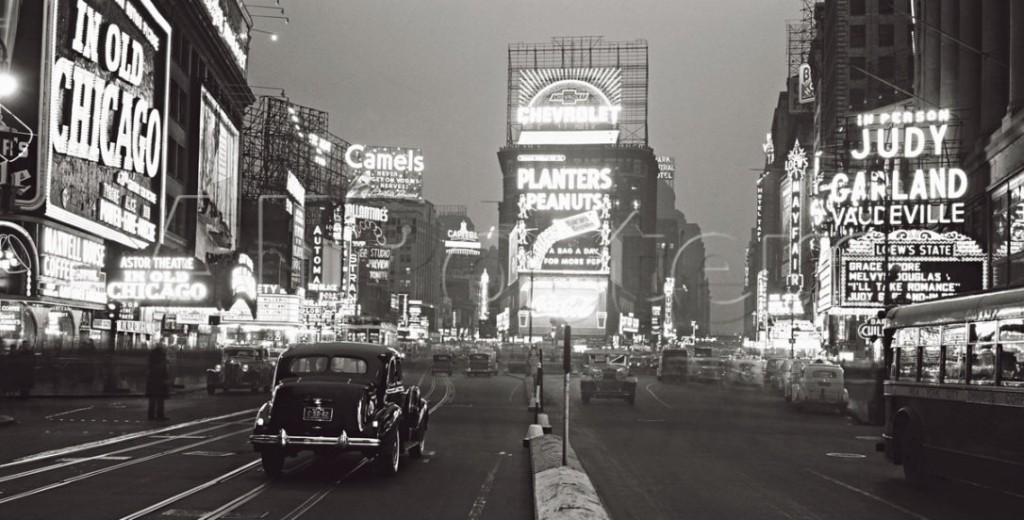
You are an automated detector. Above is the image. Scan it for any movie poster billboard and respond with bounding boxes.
[196,87,239,258]
[39,0,170,249]
[509,155,613,278]
[518,276,606,335]
[344,144,423,200]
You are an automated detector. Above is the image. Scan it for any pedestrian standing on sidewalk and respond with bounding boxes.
[145,346,170,421]
[16,340,35,399]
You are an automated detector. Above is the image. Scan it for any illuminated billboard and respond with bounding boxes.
[39,0,171,249]
[38,224,106,305]
[510,156,612,277]
[515,68,622,145]
[344,144,424,200]
[445,221,481,256]
[519,276,607,334]
[656,156,675,181]
[837,230,987,308]
[107,255,211,304]
[196,88,239,258]
[821,109,965,237]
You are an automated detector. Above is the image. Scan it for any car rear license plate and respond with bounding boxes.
[303,407,333,422]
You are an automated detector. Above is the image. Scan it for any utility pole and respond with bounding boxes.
[562,324,571,466]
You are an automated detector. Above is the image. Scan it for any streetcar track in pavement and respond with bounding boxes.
[275,457,372,520]
[806,469,932,520]
[430,375,455,413]
[116,459,262,520]
[0,419,252,485]
[0,427,252,506]
[1,409,257,469]
[644,383,674,409]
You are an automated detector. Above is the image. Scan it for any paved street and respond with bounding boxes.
[537,373,1024,519]
[0,366,533,520]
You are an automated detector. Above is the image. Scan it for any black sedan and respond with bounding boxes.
[250,342,429,477]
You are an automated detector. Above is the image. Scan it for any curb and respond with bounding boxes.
[0,415,16,427]
[526,431,611,520]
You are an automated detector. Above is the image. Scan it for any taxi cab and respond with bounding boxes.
[431,353,454,376]
[580,349,637,405]
[791,360,849,414]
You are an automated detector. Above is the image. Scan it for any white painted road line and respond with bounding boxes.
[807,469,931,520]
[45,406,94,420]
[1,409,256,469]
[644,383,673,409]
[467,455,504,520]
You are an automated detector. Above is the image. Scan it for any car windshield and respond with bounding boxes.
[469,354,490,361]
[434,355,451,362]
[693,347,713,358]
[226,349,256,358]
[284,355,368,376]
[810,370,838,379]
[591,354,627,365]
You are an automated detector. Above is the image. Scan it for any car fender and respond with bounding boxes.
[376,402,403,437]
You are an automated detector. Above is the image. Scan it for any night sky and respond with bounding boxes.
[247,0,799,334]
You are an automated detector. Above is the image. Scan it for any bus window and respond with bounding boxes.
[998,319,1024,342]
[897,346,918,381]
[999,344,1024,386]
[942,324,967,384]
[970,321,998,343]
[920,326,941,383]
[970,345,996,385]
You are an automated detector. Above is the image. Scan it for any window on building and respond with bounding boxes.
[877,55,894,80]
[850,25,866,48]
[878,24,894,47]
[850,0,866,16]
[850,57,866,81]
[878,0,895,15]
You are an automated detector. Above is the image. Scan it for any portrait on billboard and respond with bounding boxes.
[40,0,171,248]
[196,88,240,258]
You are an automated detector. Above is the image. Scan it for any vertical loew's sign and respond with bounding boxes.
[40,0,170,248]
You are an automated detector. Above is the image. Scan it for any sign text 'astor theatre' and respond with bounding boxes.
[33,0,170,248]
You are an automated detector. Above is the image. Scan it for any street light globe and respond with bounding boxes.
[271,34,279,42]
[0,72,17,97]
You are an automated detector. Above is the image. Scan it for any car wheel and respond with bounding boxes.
[376,432,401,477]
[901,421,930,488]
[409,427,426,459]
[206,386,216,395]
[261,449,284,478]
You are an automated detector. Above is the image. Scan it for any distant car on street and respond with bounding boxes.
[657,348,689,383]
[432,353,454,376]
[206,346,274,394]
[724,358,766,388]
[249,342,429,478]
[688,346,724,383]
[466,352,498,377]
[791,360,848,414]
[580,350,637,405]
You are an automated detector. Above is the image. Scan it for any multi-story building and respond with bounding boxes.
[437,206,483,340]
[496,37,658,346]
[382,200,443,336]
[0,0,260,394]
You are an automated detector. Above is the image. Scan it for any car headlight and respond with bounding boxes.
[591,368,603,380]
[214,364,222,372]
[242,364,250,372]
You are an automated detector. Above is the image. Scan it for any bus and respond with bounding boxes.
[879,286,1024,495]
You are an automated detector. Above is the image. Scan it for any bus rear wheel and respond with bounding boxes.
[901,421,930,488]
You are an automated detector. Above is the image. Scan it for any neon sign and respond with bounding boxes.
[786,141,807,288]
[107,256,209,302]
[39,225,106,304]
[345,144,424,200]
[516,68,623,145]
[45,0,169,247]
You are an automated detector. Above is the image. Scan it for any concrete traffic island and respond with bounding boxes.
[527,432,611,520]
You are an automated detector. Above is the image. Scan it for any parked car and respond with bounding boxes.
[765,357,786,391]
[206,346,274,394]
[791,360,849,414]
[466,352,498,376]
[724,358,766,388]
[657,348,689,383]
[580,350,637,405]
[781,358,810,401]
[249,342,429,478]
[432,353,454,376]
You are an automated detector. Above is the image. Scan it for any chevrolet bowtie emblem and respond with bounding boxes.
[549,88,590,105]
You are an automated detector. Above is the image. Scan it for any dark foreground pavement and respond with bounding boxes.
[536,373,1024,520]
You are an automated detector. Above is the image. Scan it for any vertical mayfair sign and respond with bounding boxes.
[36,0,170,248]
